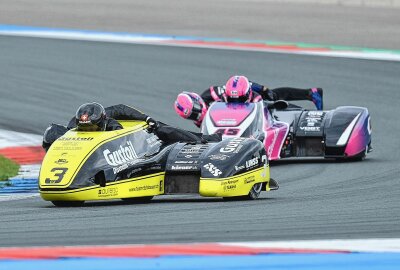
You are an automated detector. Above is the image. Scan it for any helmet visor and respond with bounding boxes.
[227,92,251,103]
[75,103,105,131]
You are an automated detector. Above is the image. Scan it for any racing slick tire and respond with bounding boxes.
[223,183,263,201]
[247,182,263,200]
[51,201,85,207]
[121,196,154,203]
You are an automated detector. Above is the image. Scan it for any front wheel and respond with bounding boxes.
[246,183,263,200]
[51,201,85,207]
[223,183,263,201]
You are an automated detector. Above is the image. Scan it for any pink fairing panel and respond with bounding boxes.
[264,123,289,160]
[262,107,289,160]
[345,111,371,157]
[209,102,255,127]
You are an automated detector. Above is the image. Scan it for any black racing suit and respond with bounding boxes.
[200,82,313,107]
[67,104,150,131]
[43,104,220,151]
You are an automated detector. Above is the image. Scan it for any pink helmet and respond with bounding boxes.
[174,92,207,122]
[224,75,252,102]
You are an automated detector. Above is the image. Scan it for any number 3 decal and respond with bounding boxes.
[45,168,68,184]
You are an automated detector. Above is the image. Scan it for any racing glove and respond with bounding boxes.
[146,117,159,132]
[260,86,278,101]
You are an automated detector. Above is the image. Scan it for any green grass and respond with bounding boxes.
[0,155,19,181]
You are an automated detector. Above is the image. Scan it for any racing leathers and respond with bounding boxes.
[67,104,153,131]
[42,104,220,151]
[187,82,321,127]
[201,83,316,107]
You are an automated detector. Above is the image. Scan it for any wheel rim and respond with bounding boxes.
[250,183,263,198]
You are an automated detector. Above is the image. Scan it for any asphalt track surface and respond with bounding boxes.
[1,0,400,49]
[0,36,400,247]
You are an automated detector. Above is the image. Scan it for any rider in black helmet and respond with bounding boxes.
[69,103,158,132]
[75,102,109,131]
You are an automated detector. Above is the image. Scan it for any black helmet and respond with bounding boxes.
[75,102,106,131]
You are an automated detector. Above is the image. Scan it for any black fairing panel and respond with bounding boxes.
[68,131,166,189]
[165,137,267,179]
[201,137,267,178]
[165,143,210,173]
[324,106,366,156]
[295,111,327,137]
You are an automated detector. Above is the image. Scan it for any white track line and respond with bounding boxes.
[9,165,41,180]
[1,28,400,61]
[0,193,40,202]
[0,129,42,148]
[224,238,400,253]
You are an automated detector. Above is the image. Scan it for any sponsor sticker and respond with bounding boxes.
[203,163,222,176]
[221,179,238,185]
[181,146,203,154]
[128,168,142,176]
[244,175,255,184]
[58,137,94,141]
[103,141,138,167]
[146,135,161,147]
[208,154,230,161]
[174,160,195,164]
[98,187,118,197]
[129,184,159,192]
[261,155,268,178]
[171,165,198,170]
[299,126,321,132]
[234,165,245,171]
[55,158,68,165]
[245,157,259,169]
[217,119,237,126]
[221,179,238,191]
[149,165,162,170]
[102,140,149,174]
[308,111,324,116]
[220,137,246,153]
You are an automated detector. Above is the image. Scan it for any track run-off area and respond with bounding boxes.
[0,26,400,269]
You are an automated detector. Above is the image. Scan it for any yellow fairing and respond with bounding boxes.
[39,120,147,197]
[40,172,165,201]
[40,121,146,189]
[199,166,270,197]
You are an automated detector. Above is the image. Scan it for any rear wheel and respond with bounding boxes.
[121,196,154,203]
[51,201,85,207]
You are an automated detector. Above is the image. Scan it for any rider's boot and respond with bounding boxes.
[311,88,323,110]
